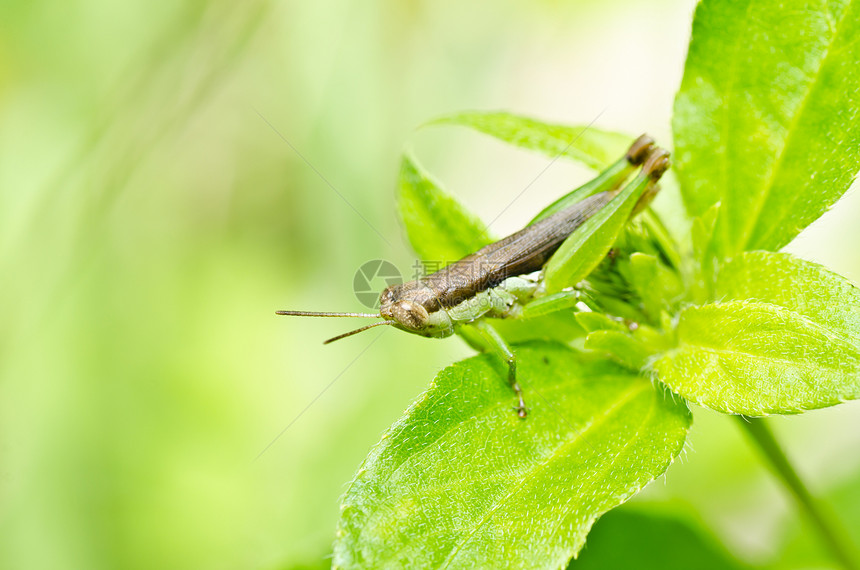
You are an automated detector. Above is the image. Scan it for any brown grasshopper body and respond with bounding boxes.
[278,136,669,417]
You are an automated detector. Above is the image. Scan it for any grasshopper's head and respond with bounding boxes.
[379,281,454,339]
[276,280,453,343]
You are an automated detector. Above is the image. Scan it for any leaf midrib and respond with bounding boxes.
[361,367,624,502]
[682,302,860,365]
[541,391,661,553]
[437,381,652,569]
[740,1,854,250]
[669,343,858,376]
[377,389,664,567]
[352,380,651,565]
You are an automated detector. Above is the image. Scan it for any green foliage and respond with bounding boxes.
[654,300,860,415]
[582,329,654,371]
[656,251,860,415]
[340,0,860,567]
[333,343,691,569]
[716,251,860,333]
[583,214,684,325]
[569,509,750,570]
[9,0,860,567]
[673,0,860,255]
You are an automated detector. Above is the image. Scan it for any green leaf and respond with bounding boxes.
[542,173,652,294]
[656,252,860,415]
[569,508,750,570]
[334,342,691,569]
[691,204,719,266]
[429,110,632,170]
[456,313,586,352]
[716,251,860,335]
[654,300,860,415]
[673,0,860,254]
[397,154,492,263]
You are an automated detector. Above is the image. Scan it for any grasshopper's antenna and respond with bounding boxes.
[323,320,396,344]
[275,310,379,318]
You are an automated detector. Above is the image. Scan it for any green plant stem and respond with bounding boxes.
[735,416,859,570]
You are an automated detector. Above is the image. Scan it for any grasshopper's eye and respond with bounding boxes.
[392,300,429,331]
[379,286,396,306]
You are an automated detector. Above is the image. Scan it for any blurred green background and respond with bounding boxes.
[1,0,859,568]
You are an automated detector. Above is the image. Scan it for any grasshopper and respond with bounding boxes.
[278,135,670,417]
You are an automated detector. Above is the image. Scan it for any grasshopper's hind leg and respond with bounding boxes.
[469,321,527,418]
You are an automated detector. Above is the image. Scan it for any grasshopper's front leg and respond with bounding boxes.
[468,320,527,418]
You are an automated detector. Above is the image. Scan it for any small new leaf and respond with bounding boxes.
[584,331,653,371]
[627,252,683,322]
